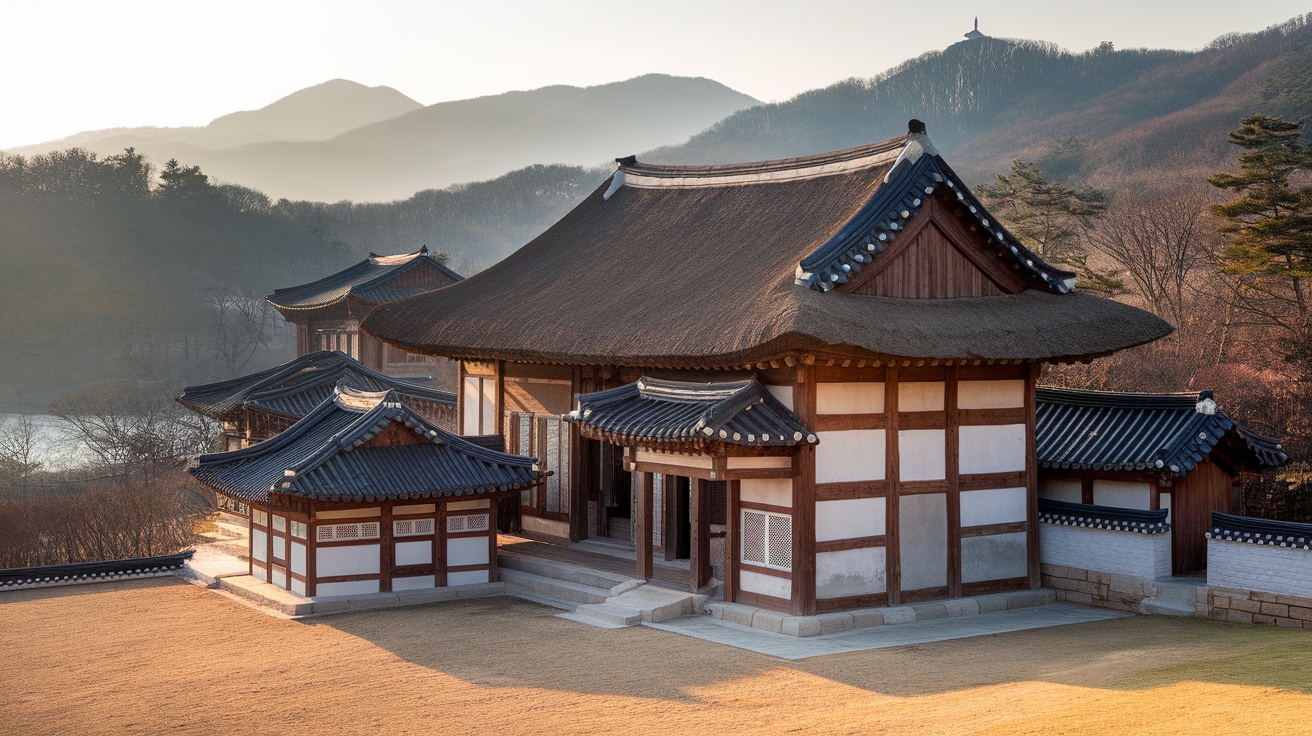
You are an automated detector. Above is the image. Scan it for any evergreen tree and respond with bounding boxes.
[974,160,1120,292]
[1209,114,1312,367]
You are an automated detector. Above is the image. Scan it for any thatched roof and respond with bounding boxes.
[362,128,1170,368]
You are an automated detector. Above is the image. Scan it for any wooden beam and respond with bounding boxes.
[691,479,711,591]
[636,472,654,580]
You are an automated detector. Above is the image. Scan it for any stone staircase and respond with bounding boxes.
[1140,577,1206,617]
[498,552,707,628]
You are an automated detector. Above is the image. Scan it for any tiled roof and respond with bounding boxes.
[266,247,462,312]
[1036,387,1287,475]
[189,386,543,504]
[566,376,816,447]
[177,350,454,421]
[795,133,1075,292]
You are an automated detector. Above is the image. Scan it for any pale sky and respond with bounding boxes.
[2,0,1308,149]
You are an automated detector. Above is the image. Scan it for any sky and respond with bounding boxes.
[1,0,1308,149]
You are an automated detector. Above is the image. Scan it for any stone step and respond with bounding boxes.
[498,567,612,606]
[497,552,632,591]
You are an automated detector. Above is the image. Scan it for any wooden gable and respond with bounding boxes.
[838,193,1032,298]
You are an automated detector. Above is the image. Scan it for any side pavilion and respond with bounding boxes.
[361,121,1171,615]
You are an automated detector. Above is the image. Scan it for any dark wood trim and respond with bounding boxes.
[962,576,1030,596]
[816,535,887,553]
[815,480,887,501]
[959,407,1027,425]
[815,592,889,612]
[725,480,739,603]
[960,471,1027,491]
[691,479,711,591]
[946,365,962,599]
[961,521,1028,537]
[740,562,792,579]
[899,479,950,495]
[815,413,887,431]
[898,411,946,430]
[793,365,818,616]
[734,589,792,611]
[636,472,653,580]
[1025,362,1041,589]
[885,365,901,606]
[898,585,950,603]
[739,500,792,515]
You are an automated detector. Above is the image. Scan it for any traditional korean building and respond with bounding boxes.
[178,350,456,452]
[360,121,1172,614]
[267,246,462,385]
[1036,387,1287,575]
[188,384,545,597]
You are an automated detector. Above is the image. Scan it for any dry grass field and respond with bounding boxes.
[2,577,1311,735]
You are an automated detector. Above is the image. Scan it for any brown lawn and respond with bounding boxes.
[2,578,1310,735]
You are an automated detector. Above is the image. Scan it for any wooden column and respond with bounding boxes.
[379,502,393,593]
[885,366,902,606]
[946,365,962,598]
[792,366,818,616]
[690,479,711,591]
[636,472,654,580]
[725,480,739,603]
[1025,362,1041,589]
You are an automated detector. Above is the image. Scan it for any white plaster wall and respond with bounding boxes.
[447,536,489,567]
[392,575,436,591]
[898,382,944,412]
[899,493,948,590]
[395,540,432,566]
[816,382,884,414]
[815,430,885,483]
[741,478,792,507]
[764,384,793,409]
[1092,480,1152,510]
[962,532,1028,583]
[816,498,886,541]
[1208,539,1312,596]
[290,542,306,576]
[290,578,306,596]
[521,515,569,539]
[1040,523,1171,579]
[961,487,1027,527]
[251,529,268,562]
[899,429,946,481]
[1039,479,1082,504]
[816,547,887,598]
[740,569,791,599]
[316,544,381,577]
[395,503,437,515]
[447,499,489,511]
[316,580,380,597]
[449,570,490,586]
[316,507,380,520]
[958,380,1025,409]
[959,424,1026,474]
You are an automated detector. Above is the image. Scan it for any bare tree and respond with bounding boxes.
[206,287,277,377]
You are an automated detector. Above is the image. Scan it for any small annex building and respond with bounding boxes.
[267,247,462,386]
[188,384,545,597]
[361,121,1171,615]
[178,350,456,453]
[1036,387,1288,575]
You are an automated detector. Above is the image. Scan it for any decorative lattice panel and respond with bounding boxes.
[741,510,767,565]
[767,514,793,569]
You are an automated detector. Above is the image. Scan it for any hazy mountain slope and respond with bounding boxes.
[185,74,759,201]
[9,79,422,155]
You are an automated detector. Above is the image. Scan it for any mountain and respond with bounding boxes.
[10,79,423,155]
[645,15,1312,189]
[9,75,759,202]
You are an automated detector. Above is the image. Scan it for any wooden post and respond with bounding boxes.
[1025,362,1041,589]
[636,472,654,580]
[691,478,711,591]
[725,480,739,603]
[946,365,962,598]
[886,366,902,605]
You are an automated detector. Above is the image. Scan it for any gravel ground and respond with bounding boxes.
[2,577,1310,735]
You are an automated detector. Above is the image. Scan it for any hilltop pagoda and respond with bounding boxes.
[361,121,1171,614]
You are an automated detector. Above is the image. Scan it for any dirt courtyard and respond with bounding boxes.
[2,578,1310,735]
